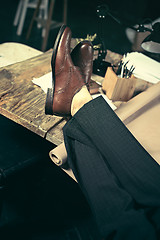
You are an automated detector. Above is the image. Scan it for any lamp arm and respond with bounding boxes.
[108,11,152,32]
[97,4,152,33]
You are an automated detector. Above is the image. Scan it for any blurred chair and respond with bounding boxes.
[13,0,48,36]
[26,0,68,52]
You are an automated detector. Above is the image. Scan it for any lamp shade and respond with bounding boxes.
[141,22,160,53]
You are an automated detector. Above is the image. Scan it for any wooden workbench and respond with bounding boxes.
[0,48,66,146]
[0,42,123,144]
[0,42,123,180]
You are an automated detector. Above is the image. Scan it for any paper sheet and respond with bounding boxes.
[32,72,52,93]
[122,52,160,84]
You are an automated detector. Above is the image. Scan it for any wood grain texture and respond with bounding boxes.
[0,49,65,144]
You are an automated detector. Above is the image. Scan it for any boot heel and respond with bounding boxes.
[45,88,54,115]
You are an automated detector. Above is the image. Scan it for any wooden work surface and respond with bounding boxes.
[0,46,122,147]
[0,49,66,146]
[0,43,122,180]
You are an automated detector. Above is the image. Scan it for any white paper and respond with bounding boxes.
[122,52,160,84]
[32,72,52,93]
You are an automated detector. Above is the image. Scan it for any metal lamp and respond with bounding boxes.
[93,4,160,76]
[141,22,160,53]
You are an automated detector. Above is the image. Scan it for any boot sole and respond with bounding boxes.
[45,24,67,115]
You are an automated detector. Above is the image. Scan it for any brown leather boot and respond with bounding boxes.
[45,25,93,117]
[71,40,93,90]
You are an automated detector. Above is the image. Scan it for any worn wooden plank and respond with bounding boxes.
[0,50,65,144]
[45,119,66,145]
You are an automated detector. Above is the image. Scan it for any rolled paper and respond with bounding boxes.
[49,142,67,166]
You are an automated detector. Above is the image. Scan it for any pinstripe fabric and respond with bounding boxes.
[63,96,160,239]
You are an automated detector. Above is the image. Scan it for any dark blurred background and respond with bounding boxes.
[0,0,159,54]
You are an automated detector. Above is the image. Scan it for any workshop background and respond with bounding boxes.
[0,0,159,54]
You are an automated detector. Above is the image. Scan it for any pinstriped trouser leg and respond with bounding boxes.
[63,96,160,239]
